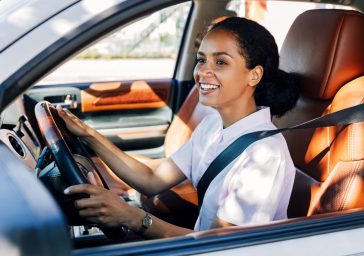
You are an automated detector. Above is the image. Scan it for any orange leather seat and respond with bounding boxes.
[274,9,364,217]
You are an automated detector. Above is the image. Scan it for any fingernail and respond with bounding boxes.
[64,188,70,194]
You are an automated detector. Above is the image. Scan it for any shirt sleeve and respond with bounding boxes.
[169,115,214,181]
[216,137,287,225]
[169,137,193,180]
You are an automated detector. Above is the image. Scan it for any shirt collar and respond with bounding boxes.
[220,107,272,143]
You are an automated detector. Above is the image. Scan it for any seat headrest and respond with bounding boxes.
[279,9,364,100]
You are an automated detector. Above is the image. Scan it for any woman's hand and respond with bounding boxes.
[56,105,94,138]
[64,183,142,228]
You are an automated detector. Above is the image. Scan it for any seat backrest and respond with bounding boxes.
[274,9,364,217]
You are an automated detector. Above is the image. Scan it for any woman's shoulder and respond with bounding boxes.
[246,122,289,158]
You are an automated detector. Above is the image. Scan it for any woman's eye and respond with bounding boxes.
[196,58,205,64]
[216,60,226,65]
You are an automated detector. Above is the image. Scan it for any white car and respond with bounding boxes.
[1,0,364,255]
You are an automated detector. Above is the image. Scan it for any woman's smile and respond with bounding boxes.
[199,82,221,94]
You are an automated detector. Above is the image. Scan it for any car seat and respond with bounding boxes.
[273,9,364,217]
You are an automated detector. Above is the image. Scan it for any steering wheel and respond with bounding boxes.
[34,101,127,240]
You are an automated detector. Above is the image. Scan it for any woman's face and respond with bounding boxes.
[194,29,258,111]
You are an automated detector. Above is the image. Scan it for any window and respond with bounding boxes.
[38,2,191,85]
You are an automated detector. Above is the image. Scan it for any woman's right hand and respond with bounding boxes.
[56,105,94,138]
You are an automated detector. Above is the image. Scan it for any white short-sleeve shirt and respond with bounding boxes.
[170,107,295,231]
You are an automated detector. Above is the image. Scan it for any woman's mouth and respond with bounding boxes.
[199,83,220,92]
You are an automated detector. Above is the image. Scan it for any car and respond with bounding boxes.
[0,0,364,255]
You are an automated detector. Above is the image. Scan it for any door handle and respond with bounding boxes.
[52,94,77,109]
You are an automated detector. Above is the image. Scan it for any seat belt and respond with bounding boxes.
[196,103,364,211]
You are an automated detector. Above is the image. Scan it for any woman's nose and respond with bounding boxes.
[197,63,213,77]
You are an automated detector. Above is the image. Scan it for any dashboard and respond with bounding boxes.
[0,97,40,172]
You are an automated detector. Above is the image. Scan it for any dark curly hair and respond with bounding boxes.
[209,17,299,117]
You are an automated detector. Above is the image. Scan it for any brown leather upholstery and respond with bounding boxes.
[307,79,364,216]
[279,10,364,100]
[275,9,364,217]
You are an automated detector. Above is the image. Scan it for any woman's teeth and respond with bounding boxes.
[200,83,220,91]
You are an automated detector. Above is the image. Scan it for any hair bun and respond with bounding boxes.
[255,70,300,117]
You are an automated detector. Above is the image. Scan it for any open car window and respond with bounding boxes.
[37,2,192,85]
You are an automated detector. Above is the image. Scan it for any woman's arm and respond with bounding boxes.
[210,218,235,229]
[57,107,186,197]
[64,183,193,238]
[84,133,186,196]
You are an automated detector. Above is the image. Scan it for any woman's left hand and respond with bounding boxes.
[64,183,139,228]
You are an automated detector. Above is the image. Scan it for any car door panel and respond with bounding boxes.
[81,80,170,112]
[25,78,173,158]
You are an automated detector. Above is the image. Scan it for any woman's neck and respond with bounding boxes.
[218,100,257,128]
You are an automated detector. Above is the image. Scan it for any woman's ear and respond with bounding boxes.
[248,65,263,87]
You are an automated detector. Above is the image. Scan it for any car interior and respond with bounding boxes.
[1,0,364,254]
[126,7,364,231]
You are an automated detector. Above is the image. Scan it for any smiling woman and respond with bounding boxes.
[170,16,299,230]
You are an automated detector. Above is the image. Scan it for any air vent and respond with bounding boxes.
[8,135,25,158]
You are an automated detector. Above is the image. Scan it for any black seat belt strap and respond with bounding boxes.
[196,103,364,211]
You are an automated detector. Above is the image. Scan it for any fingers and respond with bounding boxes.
[56,105,90,137]
[87,171,104,187]
[56,104,63,111]
[57,105,75,120]
[64,184,103,196]
[64,108,77,119]
[56,105,66,118]
[65,184,127,227]
[79,207,103,217]
[75,196,104,210]
[56,105,74,124]
[78,206,108,225]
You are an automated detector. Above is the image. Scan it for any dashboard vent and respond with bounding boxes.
[8,135,25,158]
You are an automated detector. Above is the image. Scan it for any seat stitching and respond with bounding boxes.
[321,14,345,98]
[340,161,361,210]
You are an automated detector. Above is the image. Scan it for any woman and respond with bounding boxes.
[60,17,299,238]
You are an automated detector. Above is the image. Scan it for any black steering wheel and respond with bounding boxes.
[34,101,127,240]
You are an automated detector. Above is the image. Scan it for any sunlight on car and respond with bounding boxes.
[51,19,75,35]
[6,6,35,27]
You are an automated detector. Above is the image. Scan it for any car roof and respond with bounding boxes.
[0,0,79,52]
